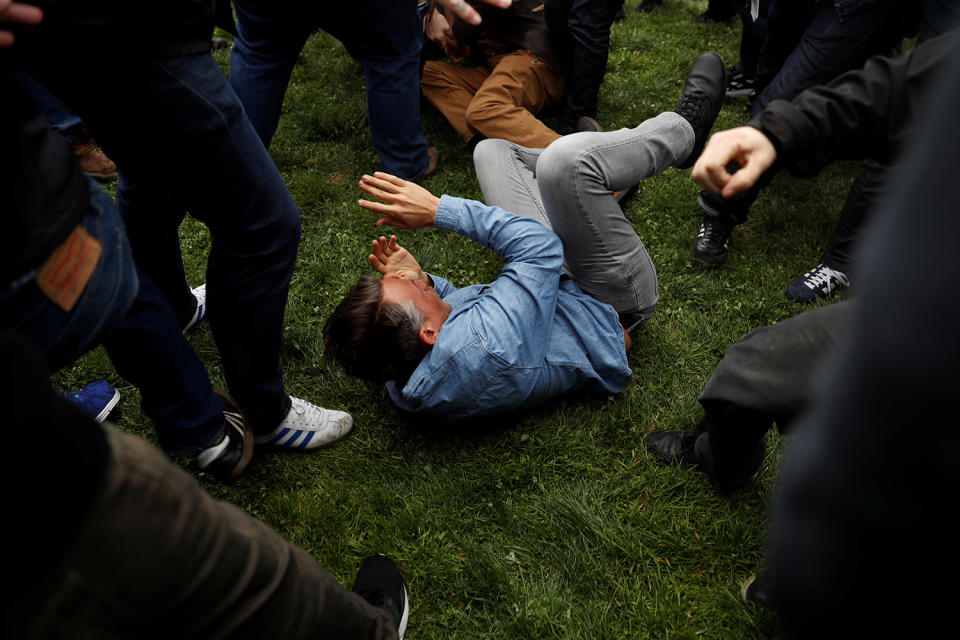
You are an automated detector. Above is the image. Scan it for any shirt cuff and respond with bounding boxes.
[434,194,464,232]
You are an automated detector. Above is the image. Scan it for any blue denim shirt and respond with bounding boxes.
[385,195,632,422]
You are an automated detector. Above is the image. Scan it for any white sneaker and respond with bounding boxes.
[254,397,353,450]
[182,284,207,334]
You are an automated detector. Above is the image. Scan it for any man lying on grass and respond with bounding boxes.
[323,53,726,422]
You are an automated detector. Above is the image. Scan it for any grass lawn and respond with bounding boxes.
[56,2,862,637]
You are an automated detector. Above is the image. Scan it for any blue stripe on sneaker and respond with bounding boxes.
[268,427,291,444]
[299,431,315,449]
[283,430,302,447]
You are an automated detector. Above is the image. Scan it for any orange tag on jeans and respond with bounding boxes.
[35,225,102,312]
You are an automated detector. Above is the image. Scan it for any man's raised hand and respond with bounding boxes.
[0,0,43,47]
[358,172,440,230]
[369,235,426,282]
[691,126,778,199]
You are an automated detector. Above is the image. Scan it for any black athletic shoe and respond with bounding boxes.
[352,555,409,639]
[741,568,777,610]
[675,52,726,169]
[196,389,253,483]
[644,430,699,466]
[692,216,734,267]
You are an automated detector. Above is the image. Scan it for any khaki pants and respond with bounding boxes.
[421,49,564,149]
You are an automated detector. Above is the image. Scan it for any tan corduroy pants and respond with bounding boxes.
[421,49,565,148]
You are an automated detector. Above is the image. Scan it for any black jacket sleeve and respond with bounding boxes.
[747,29,960,178]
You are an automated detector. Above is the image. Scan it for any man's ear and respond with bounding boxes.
[418,325,439,346]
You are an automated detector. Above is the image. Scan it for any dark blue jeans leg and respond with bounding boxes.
[230,0,314,148]
[28,54,298,435]
[546,0,623,124]
[322,1,430,179]
[16,72,84,133]
[116,175,197,330]
[821,159,891,275]
[753,0,908,115]
[0,180,138,372]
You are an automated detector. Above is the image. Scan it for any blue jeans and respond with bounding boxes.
[28,53,298,447]
[544,0,624,127]
[230,0,430,179]
[0,180,137,372]
[473,112,695,321]
[753,0,908,115]
[16,72,84,133]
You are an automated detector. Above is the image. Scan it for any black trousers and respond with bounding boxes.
[11,425,398,640]
[694,302,852,490]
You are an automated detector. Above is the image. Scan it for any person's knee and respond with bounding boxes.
[472,138,510,168]
[537,135,603,192]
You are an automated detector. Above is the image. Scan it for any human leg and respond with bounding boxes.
[534,112,695,318]
[473,139,552,230]
[752,0,909,115]
[230,0,314,148]
[546,0,623,129]
[464,50,565,149]
[421,61,491,142]
[328,0,431,179]
[15,424,402,639]
[696,302,852,488]
[0,179,138,372]
[30,54,299,434]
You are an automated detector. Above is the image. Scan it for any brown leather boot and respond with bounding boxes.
[71,131,118,181]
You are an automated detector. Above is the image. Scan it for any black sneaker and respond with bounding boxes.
[196,389,253,483]
[675,52,726,169]
[741,568,777,610]
[352,555,409,639]
[692,216,734,267]
[726,69,757,97]
[644,430,699,466]
[785,263,850,303]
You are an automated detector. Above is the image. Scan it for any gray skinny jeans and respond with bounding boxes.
[472,111,694,324]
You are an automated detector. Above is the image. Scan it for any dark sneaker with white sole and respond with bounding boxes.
[726,69,757,96]
[741,568,777,610]
[352,555,410,639]
[675,52,726,169]
[196,389,253,483]
[785,263,850,303]
[692,216,734,267]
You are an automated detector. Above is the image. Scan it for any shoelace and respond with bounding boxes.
[802,265,849,293]
[698,221,730,246]
[675,94,703,122]
[289,398,334,430]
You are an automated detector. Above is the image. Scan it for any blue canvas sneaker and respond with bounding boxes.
[63,380,120,424]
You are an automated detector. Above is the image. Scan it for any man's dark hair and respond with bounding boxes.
[323,276,427,383]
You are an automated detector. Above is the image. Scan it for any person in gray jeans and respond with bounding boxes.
[472,52,726,331]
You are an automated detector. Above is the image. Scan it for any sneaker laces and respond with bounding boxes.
[675,94,704,123]
[288,397,335,431]
[801,264,849,293]
[698,219,730,247]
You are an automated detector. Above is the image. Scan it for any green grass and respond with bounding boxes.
[56,2,863,637]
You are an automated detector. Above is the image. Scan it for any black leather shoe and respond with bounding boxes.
[644,430,700,466]
[675,52,726,168]
[692,216,734,267]
[575,116,603,133]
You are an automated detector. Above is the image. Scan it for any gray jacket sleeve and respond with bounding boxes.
[747,29,960,178]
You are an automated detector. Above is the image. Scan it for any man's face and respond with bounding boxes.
[380,274,452,327]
